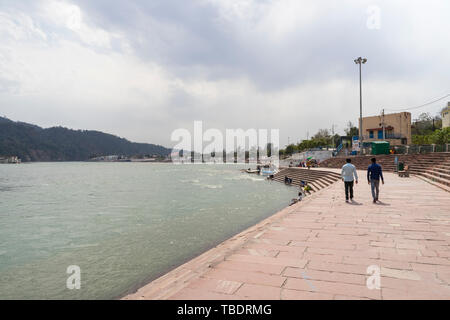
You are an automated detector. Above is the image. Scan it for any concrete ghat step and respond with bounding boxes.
[414,174,450,193]
[283,175,338,185]
[319,154,450,178]
[273,168,340,192]
[431,167,450,175]
[415,172,450,188]
[422,170,450,181]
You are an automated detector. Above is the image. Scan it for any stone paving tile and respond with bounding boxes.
[379,274,449,294]
[215,260,286,275]
[437,272,450,285]
[169,288,240,300]
[277,251,304,260]
[243,241,307,255]
[380,267,420,280]
[234,284,282,300]
[382,287,450,300]
[438,251,450,258]
[334,295,371,300]
[187,278,242,295]
[283,267,366,285]
[252,238,291,246]
[343,257,412,270]
[411,262,450,273]
[290,240,357,250]
[202,268,286,288]
[307,261,369,275]
[226,253,308,268]
[284,278,382,300]
[281,289,333,300]
[137,171,450,300]
[234,247,279,258]
[301,252,344,263]
[416,256,450,266]
[261,230,310,241]
[307,247,379,259]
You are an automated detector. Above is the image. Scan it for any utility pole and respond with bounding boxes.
[354,57,367,154]
[381,109,386,140]
[331,124,336,147]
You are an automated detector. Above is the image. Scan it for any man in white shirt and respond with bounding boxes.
[341,158,358,202]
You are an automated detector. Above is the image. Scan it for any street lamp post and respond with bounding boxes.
[354,57,367,155]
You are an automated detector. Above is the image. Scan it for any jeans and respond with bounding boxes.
[371,179,380,200]
[344,181,354,200]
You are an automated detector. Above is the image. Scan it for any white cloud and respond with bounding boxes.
[0,11,47,41]
[1,0,450,147]
[207,0,318,42]
[40,0,123,49]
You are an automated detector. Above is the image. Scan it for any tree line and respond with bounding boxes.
[411,112,449,145]
[280,122,358,156]
[0,117,171,162]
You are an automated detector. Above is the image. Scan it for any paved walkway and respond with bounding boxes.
[124,171,450,300]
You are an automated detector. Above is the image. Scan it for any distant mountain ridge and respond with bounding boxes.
[0,117,171,162]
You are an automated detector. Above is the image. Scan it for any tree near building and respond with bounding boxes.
[412,112,442,135]
[430,127,450,145]
[344,121,359,137]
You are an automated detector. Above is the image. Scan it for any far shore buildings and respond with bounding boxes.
[0,156,21,164]
[442,103,450,128]
[359,111,412,146]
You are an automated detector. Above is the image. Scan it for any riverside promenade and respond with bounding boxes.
[124,170,450,300]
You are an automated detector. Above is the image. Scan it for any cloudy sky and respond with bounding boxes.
[1,0,449,148]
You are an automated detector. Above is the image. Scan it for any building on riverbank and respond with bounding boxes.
[442,103,450,128]
[359,111,411,145]
[0,156,21,164]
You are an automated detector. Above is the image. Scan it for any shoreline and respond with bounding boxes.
[121,180,334,300]
[122,172,450,300]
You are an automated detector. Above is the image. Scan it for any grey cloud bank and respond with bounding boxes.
[1,0,449,147]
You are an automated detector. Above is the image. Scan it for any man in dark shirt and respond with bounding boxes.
[367,157,384,203]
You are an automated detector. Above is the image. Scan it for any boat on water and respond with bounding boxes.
[258,164,278,176]
[244,169,260,174]
[241,163,278,176]
[260,168,277,176]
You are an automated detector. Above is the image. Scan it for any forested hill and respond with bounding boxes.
[0,117,171,162]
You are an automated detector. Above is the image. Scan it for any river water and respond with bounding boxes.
[0,162,296,299]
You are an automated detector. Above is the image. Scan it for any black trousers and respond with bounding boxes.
[344,181,354,200]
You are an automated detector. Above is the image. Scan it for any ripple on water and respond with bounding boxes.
[0,163,297,299]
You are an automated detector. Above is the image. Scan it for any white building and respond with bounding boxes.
[442,103,450,129]
[0,156,21,164]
